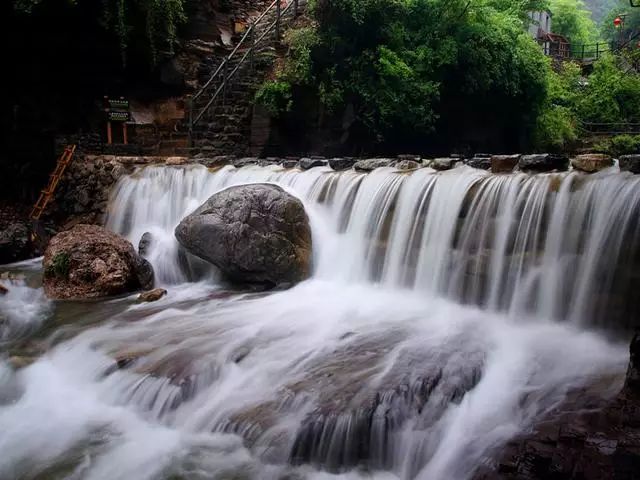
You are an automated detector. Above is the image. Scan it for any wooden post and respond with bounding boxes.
[276,0,281,40]
[123,123,128,145]
[107,121,113,144]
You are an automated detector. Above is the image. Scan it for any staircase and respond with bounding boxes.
[30,145,76,220]
[187,0,305,156]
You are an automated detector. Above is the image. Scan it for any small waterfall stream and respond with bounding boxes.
[1,164,638,480]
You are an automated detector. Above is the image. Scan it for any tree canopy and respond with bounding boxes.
[549,0,599,45]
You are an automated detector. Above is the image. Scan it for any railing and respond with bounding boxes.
[540,40,612,62]
[540,32,640,63]
[188,0,300,140]
[579,121,640,135]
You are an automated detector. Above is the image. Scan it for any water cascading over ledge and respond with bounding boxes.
[107,164,640,330]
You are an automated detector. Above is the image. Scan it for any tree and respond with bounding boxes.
[13,0,187,65]
[550,0,599,45]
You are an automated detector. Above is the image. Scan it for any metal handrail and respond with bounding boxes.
[192,0,279,103]
[192,0,296,127]
[189,0,299,136]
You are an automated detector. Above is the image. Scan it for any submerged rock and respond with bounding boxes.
[354,158,396,172]
[619,154,640,174]
[519,153,570,172]
[0,284,7,295]
[491,155,521,174]
[175,184,312,288]
[138,288,167,303]
[43,224,154,300]
[571,154,613,173]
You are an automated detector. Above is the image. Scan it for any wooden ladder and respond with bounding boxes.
[30,144,77,220]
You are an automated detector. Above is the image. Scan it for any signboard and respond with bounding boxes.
[108,111,131,122]
[108,98,130,110]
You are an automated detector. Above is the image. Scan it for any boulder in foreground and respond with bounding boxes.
[175,184,312,288]
[43,224,154,299]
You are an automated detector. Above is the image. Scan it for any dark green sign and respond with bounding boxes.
[108,111,131,122]
[108,99,130,110]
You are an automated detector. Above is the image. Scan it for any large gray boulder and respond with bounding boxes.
[43,224,154,300]
[175,184,312,288]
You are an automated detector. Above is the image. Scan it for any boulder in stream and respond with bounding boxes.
[175,184,312,288]
[0,284,7,295]
[571,154,613,173]
[43,224,154,300]
[354,158,397,172]
[519,153,569,172]
[491,155,521,174]
[138,288,167,303]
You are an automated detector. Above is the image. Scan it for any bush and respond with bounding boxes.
[594,134,640,157]
[255,81,293,117]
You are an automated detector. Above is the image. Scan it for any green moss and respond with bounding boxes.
[46,252,71,279]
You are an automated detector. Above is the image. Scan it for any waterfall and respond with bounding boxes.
[107,164,640,329]
[0,163,636,480]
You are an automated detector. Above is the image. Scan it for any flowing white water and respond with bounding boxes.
[0,164,638,480]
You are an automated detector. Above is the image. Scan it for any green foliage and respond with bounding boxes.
[550,0,599,45]
[583,0,618,24]
[281,27,321,84]
[594,134,640,156]
[255,81,293,117]
[277,0,552,147]
[601,0,640,43]
[46,252,70,279]
[14,0,187,65]
[577,54,640,123]
[534,62,582,149]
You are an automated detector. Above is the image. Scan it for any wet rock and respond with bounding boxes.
[138,232,153,257]
[619,154,640,174]
[0,221,31,265]
[491,155,521,174]
[398,154,421,162]
[571,154,614,173]
[431,158,457,171]
[199,155,235,168]
[175,184,312,288]
[0,284,7,295]
[138,288,167,303]
[354,158,397,172]
[519,154,570,172]
[465,155,492,170]
[626,332,640,393]
[328,158,356,171]
[282,159,299,169]
[233,157,259,168]
[396,159,421,171]
[298,157,328,170]
[43,224,155,300]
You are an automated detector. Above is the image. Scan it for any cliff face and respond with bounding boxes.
[0,0,270,203]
